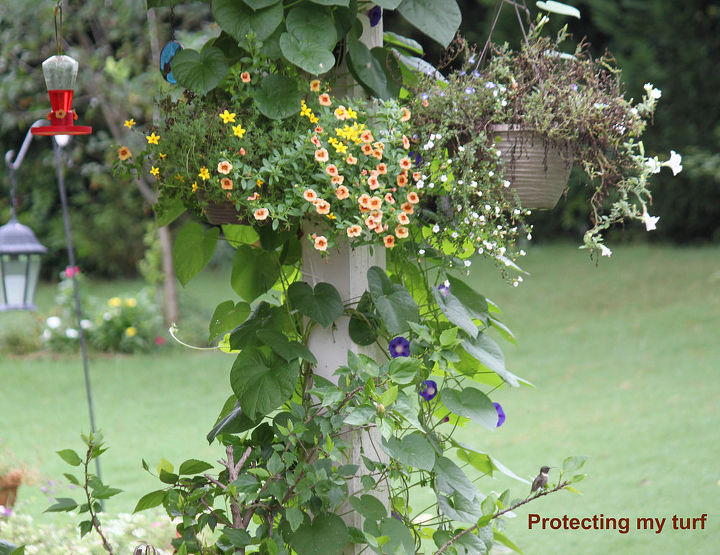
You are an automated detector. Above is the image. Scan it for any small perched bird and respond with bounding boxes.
[531,466,550,493]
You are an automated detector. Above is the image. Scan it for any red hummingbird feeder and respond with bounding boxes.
[31,3,91,137]
[31,54,91,137]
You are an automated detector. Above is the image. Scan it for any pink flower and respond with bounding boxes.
[64,266,80,278]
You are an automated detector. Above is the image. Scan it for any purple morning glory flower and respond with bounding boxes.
[419,380,438,401]
[442,415,450,423]
[437,281,450,297]
[408,151,422,167]
[494,402,506,427]
[367,6,382,27]
[389,336,410,358]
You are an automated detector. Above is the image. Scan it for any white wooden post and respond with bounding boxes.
[301,7,390,547]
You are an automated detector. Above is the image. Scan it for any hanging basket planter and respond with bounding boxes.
[195,190,247,225]
[490,124,573,210]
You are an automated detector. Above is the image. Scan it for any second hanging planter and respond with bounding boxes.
[490,124,573,210]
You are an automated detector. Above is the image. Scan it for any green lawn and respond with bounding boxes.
[1,244,718,554]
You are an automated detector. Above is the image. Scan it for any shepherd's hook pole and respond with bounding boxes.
[52,136,103,505]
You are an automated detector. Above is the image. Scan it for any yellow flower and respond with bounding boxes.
[309,79,321,92]
[198,167,210,181]
[346,107,357,120]
[256,179,264,187]
[219,109,236,124]
[117,146,132,161]
[191,181,198,192]
[309,114,319,124]
[158,152,167,159]
[125,326,137,337]
[326,212,336,220]
[333,142,348,154]
[145,132,160,145]
[232,124,246,138]
[108,297,122,308]
[124,118,136,129]
[124,298,137,307]
[150,166,160,177]
[300,101,313,118]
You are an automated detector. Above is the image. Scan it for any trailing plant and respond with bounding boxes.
[410,18,683,256]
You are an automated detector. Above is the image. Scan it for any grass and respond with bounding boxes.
[1,243,718,554]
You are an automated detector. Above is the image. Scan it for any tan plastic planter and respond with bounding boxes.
[490,124,573,209]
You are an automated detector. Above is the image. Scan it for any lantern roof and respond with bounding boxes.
[0,218,48,255]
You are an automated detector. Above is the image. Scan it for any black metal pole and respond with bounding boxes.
[52,137,103,501]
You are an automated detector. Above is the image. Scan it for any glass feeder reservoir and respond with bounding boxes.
[31,54,91,136]
[0,217,47,311]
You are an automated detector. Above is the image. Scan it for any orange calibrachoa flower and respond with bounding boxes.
[241,72,251,83]
[360,130,374,143]
[368,196,382,210]
[395,225,409,239]
[311,135,322,147]
[325,164,339,177]
[331,175,345,185]
[371,149,383,159]
[117,146,132,160]
[346,154,358,165]
[413,171,422,181]
[365,214,378,229]
[397,173,408,187]
[221,178,233,190]
[407,191,420,204]
[334,106,347,120]
[399,157,412,170]
[384,193,396,204]
[254,208,269,220]
[310,79,321,92]
[397,212,410,225]
[400,108,411,121]
[315,148,329,162]
[335,185,350,200]
[361,144,373,156]
[314,235,328,251]
[318,93,332,106]
[303,189,318,202]
[346,225,362,238]
[402,135,410,149]
[247,192,260,201]
[315,126,324,134]
[383,235,396,248]
[217,161,233,174]
[376,163,387,175]
[401,202,414,214]
[367,175,380,190]
[358,194,371,209]
[314,199,331,215]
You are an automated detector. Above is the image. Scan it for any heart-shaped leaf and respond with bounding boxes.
[279,33,336,75]
[230,348,300,419]
[441,387,497,430]
[382,433,436,471]
[397,0,461,47]
[286,5,338,50]
[433,287,478,338]
[288,281,344,328]
[209,300,251,342]
[171,47,228,95]
[462,333,521,387]
[288,513,349,555]
[348,291,378,346]
[230,245,280,301]
[173,222,219,286]
[347,38,393,99]
[243,0,281,9]
[366,266,419,336]
[254,74,303,120]
[212,0,283,43]
[256,329,317,364]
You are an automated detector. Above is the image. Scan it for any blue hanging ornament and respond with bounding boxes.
[160,40,182,84]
